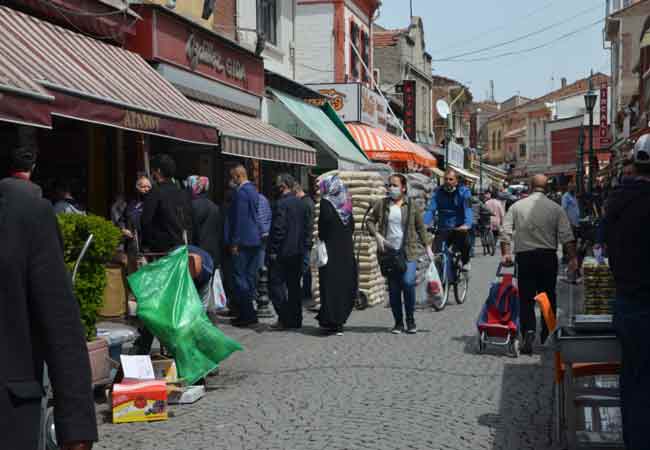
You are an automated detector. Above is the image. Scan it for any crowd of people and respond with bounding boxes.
[2,133,649,449]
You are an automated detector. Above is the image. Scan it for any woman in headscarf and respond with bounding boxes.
[316,175,357,335]
[185,175,224,270]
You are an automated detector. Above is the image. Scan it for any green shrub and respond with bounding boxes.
[58,214,121,340]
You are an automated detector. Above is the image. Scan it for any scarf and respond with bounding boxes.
[319,175,352,225]
[185,175,210,199]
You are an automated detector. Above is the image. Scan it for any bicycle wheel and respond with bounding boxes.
[431,257,449,311]
[453,263,469,304]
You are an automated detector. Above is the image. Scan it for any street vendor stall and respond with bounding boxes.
[552,257,623,450]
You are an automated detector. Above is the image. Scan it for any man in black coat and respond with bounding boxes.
[0,180,97,449]
[268,174,311,329]
[141,154,193,253]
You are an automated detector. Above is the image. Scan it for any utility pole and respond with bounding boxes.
[410,0,413,19]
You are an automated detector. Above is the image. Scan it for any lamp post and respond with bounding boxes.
[577,125,585,201]
[584,72,598,194]
[478,147,484,194]
[445,128,453,170]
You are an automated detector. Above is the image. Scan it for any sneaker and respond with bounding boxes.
[335,326,344,336]
[391,324,404,334]
[462,262,472,272]
[406,319,417,334]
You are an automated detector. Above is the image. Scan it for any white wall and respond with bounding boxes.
[295,3,335,83]
[238,0,295,79]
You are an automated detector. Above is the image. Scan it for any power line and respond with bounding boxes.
[433,4,602,62]
[436,18,604,63]
[430,0,561,53]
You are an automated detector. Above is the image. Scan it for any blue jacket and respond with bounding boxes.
[228,182,262,247]
[424,185,473,229]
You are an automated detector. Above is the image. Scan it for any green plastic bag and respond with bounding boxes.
[128,246,242,384]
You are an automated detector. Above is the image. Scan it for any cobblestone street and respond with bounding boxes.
[96,253,558,450]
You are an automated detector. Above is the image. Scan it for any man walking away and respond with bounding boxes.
[141,154,193,254]
[0,171,97,449]
[228,164,263,327]
[500,175,577,355]
[484,191,505,243]
[605,133,650,450]
[0,145,42,198]
[294,182,315,300]
[268,174,310,329]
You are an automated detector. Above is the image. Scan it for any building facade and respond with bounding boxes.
[373,16,434,145]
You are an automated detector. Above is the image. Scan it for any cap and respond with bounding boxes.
[9,146,37,171]
[633,134,650,165]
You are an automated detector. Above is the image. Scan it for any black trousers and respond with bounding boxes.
[269,254,303,328]
[433,229,471,265]
[516,249,558,343]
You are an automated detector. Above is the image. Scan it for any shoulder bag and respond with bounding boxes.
[378,199,411,277]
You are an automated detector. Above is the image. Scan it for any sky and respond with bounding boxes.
[376,0,610,102]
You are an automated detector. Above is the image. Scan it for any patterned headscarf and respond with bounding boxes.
[319,175,352,225]
[185,175,210,199]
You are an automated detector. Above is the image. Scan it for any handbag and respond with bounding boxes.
[378,200,411,277]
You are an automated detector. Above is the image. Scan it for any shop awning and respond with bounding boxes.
[192,101,316,166]
[0,43,53,128]
[0,6,217,145]
[449,164,479,181]
[346,123,438,168]
[269,89,369,167]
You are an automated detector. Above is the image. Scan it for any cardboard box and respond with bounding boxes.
[112,379,168,424]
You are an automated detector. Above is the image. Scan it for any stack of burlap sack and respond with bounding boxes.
[311,169,388,308]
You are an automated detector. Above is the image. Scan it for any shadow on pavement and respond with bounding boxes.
[478,350,556,450]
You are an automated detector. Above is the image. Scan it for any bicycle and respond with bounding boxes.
[479,225,496,256]
[430,227,470,311]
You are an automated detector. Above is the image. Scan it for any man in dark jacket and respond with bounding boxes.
[268,174,311,329]
[605,134,650,449]
[0,145,42,198]
[141,154,193,253]
[294,182,315,300]
[228,164,263,327]
[0,179,97,449]
[186,175,223,269]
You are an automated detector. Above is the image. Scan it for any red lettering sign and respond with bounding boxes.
[599,82,609,146]
[403,80,416,141]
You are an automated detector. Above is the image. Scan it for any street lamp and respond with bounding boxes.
[577,125,585,199]
[445,128,453,170]
[584,72,598,194]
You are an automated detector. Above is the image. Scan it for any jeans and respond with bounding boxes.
[516,249,558,343]
[434,229,471,265]
[232,246,262,321]
[387,260,417,325]
[269,254,304,328]
[614,295,650,450]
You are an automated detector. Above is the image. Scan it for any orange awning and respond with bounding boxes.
[346,123,437,168]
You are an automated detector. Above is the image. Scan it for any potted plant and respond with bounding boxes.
[58,213,121,385]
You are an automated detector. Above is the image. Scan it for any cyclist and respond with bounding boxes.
[424,168,473,271]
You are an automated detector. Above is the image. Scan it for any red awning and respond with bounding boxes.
[346,123,437,168]
[0,6,217,145]
[192,101,316,166]
[0,41,53,128]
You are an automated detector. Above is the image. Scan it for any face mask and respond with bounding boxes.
[388,186,402,200]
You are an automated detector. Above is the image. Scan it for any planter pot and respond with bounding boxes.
[87,338,111,387]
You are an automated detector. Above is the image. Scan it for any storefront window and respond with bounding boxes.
[258,0,277,46]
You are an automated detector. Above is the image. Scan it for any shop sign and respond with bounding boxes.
[309,83,387,130]
[122,110,160,131]
[599,82,611,146]
[186,34,246,82]
[402,80,416,140]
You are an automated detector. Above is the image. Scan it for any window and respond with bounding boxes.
[350,21,360,80]
[532,122,538,148]
[519,143,527,158]
[258,0,277,46]
[361,31,370,82]
[492,132,496,152]
[497,130,502,151]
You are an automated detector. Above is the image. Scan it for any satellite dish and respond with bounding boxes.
[436,99,450,119]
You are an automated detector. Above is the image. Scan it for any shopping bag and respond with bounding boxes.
[128,246,242,385]
[209,269,228,312]
[426,260,444,304]
[310,240,328,268]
